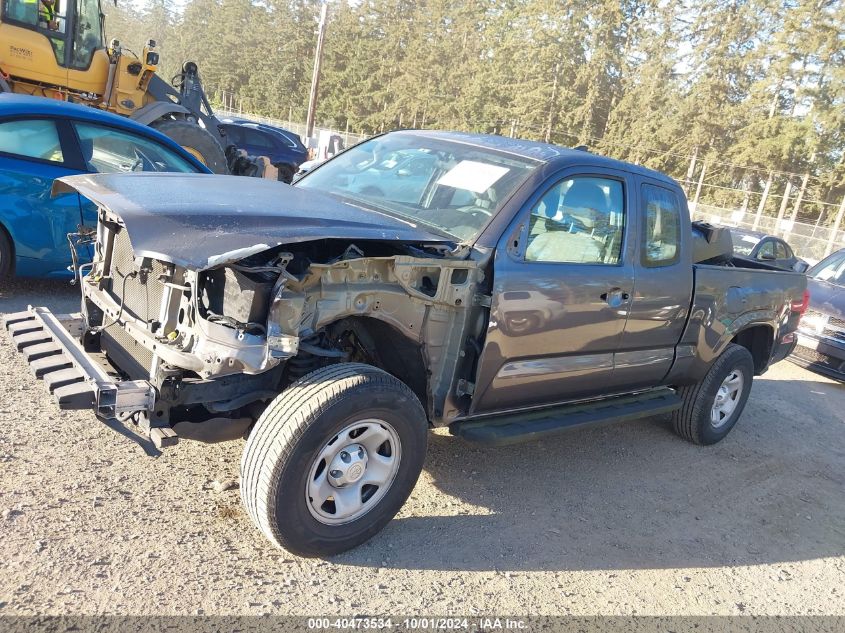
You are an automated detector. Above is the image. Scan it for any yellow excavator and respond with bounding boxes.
[0,0,269,176]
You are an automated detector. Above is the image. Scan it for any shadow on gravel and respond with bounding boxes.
[337,372,845,572]
[0,277,79,315]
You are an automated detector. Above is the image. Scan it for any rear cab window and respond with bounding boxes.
[641,183,682,267]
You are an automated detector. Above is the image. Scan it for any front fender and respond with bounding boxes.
[129,102,191,126]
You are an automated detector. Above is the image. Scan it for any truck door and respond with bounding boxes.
[615,180,693,389]
[470,170,636,414]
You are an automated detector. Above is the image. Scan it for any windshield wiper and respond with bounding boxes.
[326,192,461,242]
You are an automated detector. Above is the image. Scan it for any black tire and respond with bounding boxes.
[150,119,228,174]
[275,163,296,184]
[671,343,754,445]
[0,227,13,281]
[240,363,428,556]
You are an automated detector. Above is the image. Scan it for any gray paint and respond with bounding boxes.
[52,130,807,429]
[53,173,452,270]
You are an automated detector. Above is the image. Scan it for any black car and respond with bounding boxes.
[220,120,308,183]
[731,229,808,272]
[791,248,845,381]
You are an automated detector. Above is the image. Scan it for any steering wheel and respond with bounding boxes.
[456,205,493,217]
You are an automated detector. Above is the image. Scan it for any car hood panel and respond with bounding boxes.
[54,173,449,270]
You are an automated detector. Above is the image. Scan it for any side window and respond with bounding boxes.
[243,129,274,150]
[4,0,67,64]
[71,0,101,69]
[525,176,625,265]
[0,119,64,163]
[73,123,198,174]
[4,0,62,28]
[812,254,845,284]
[641,184,682,267]
[756,241,775,260]
[224,126,243,145]
[775,241,789,260]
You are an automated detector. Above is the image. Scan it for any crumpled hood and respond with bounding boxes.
[54,172,450,270]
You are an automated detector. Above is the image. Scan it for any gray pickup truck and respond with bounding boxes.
[4,131,808,556]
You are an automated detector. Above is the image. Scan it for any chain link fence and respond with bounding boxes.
[691,203,844,265]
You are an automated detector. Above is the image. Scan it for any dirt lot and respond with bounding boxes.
[1,278,844,617]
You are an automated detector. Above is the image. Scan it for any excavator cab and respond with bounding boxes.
[1,0,110,95]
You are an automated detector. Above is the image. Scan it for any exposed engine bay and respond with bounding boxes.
[78,206,490,441]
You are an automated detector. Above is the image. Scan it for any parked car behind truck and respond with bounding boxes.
[791,248,845,381]
[4,131,807,556]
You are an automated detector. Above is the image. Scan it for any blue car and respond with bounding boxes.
[220,120,308,183]
[0,94,210,281]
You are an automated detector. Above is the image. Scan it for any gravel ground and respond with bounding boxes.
[1,277,844,617]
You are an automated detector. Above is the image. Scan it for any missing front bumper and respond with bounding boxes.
[3,307,170,454]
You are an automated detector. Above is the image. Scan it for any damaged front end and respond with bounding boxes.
[6,174,489,452]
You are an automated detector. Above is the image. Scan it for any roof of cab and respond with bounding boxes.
[394,129,678,186]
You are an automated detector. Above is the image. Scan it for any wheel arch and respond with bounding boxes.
[322,315,431,419]
[730,323,775,375]
[129,102,192,127]
[0,220,16,276]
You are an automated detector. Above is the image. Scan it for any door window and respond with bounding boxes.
[775,241,789,260]
[756,241,775,260]
[4,0,64,30]
[4,0,68,64]
[641,184,681,267]
[73,123,198,173]
[0,119,64,163]
[811,253,845,284]
[243,129,275,150]
[525,176,625,265]
[70,0,102,69]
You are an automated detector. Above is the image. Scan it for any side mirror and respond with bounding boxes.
[396,168,412,177]
[758,251,776,261]
[793,261,810,273]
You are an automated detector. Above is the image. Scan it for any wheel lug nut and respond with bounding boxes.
[330,469,342,478]
[340,451,350,462]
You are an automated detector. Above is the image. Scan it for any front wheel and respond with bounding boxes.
[240,363,428,556]
[671,343,754,445]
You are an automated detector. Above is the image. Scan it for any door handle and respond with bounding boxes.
[601,288,630,305]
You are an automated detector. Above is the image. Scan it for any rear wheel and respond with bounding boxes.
[150,119,228,174]
[671,343,754,445]
[240,363,428,556]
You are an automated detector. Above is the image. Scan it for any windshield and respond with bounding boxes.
[732,231,761,256]
[296,133,540,241]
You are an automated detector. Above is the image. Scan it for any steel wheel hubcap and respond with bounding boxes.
[306,419,401,525]
[711,369,744,428]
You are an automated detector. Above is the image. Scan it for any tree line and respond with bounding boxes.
[103,0,844,223]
